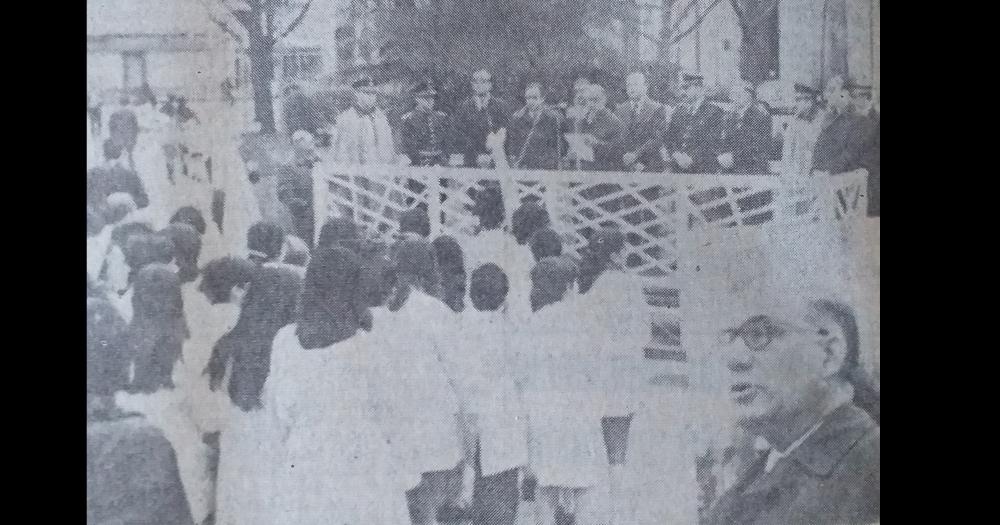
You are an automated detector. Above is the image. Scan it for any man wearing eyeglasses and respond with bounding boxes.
[451,69,513,168]
[703,297,880,524]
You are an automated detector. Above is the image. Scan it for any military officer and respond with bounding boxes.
[665,73,727,173]
[400,81,451,166]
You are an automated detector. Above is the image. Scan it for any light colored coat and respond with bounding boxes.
[330,106,396,165]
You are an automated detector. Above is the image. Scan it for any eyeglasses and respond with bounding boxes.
[718,315,827,353]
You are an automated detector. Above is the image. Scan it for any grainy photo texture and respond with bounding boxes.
[86,1,879,524]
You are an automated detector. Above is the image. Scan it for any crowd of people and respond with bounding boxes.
[311,69,879,216]
[87,67,879,525]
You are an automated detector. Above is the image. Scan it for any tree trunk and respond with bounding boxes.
[659,0,673,61]
[250,43,276,133]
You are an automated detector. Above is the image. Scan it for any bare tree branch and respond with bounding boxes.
[671,0,725,44]
[196,0,245,43]
[276,0,314,42]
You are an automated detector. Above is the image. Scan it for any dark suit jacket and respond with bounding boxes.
[505,106,563,170]
[864,110,880,216]
[722,102,774,174]
[400,108,451,165]
[108,108,140,149]
[666,99,727,173]
[451,96,513,167]
[705,403,880,525]
[564,107,624,171]
[811,111,873,174]
[87,165,150,210]
[615,98,666,172]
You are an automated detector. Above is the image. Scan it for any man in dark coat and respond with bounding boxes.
[704,296,879,525]
[563,84,624,172]
[283,84,316,136]
[400,81,451,167]
[451,69,513,168]
[87,140,149,211]
[718,81,774,174]
[108,95,140,168]
[615,72,666,172]
[505,82,563,170]
[848,82,880,216]
[811,80,873,175]
[665,73,727,173]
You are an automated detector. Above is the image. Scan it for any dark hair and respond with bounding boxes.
[528,227,563,262]
[103,139,123,161]
[111,221,154,249]
[247,221,286,263]
[170,206,207,235]
[198,256,257,304]
[472,185,505,231]
[511,201,550,245]
[124,234,175,283]
[208,266,303,411]
[433,235,466,313]
[809,299,880,424]
[318,217,361,252]
[297,247,367,349]
[470,264,509,311]
[577,228,626,294]
[399,207,431,238]
[126,266,187,393]
[388,238,441,311]
[530,256,579,312]
[162,223,202,283]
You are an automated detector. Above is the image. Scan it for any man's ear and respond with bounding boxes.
[818,318,847,378]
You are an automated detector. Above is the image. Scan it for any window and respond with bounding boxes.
[280,47,322,81]
[122,52,147,90]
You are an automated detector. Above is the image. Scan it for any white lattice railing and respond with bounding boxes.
[313,164,868,384]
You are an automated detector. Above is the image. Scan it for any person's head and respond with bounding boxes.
[793,83,820,117]
[297,247,366,349]
[282,235,311,267]
[352,77,378,112]
[247,221,286,264]
[626,72,649,102]
[103,139,124,164]
[161,223,202,283]
[577,227,627,294]
[847,83,874,114]
[530,256,579,312]
[124,233,175,281]
[433,235,466,313]
[111,221,154,250]
[824,76,850,113]
[104,193,138,225]
[169,206,207,236]
[318,216,361,252]
[413,81,437,111]
[470,263,509,312]
[719,295,867,432]
[573,76,592,107]
[472,69,493,96]
[524,82,544,112]
[511,201,551,245]
[292,130,315,151]
[198,256,257,305]
[681,73,706,103]
[584,84,608,113]
[399,207,431,238]
[387,238,441,310]
[732,80,755,109]
[472,185,505,231]
[528,227,563,262]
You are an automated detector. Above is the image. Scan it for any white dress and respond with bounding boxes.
[366,290,463,489]
[216,325,410,525]
[446,309,529,476]
[515,294,607,488]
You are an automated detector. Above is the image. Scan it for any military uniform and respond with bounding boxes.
[665,98,727,173]
[721,101,774,174]
[400,108,450,166]
[704,403,879,525]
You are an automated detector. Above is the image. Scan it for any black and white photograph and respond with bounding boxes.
[86,1,880,523]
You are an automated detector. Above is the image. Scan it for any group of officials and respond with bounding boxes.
[318,68,880,215]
